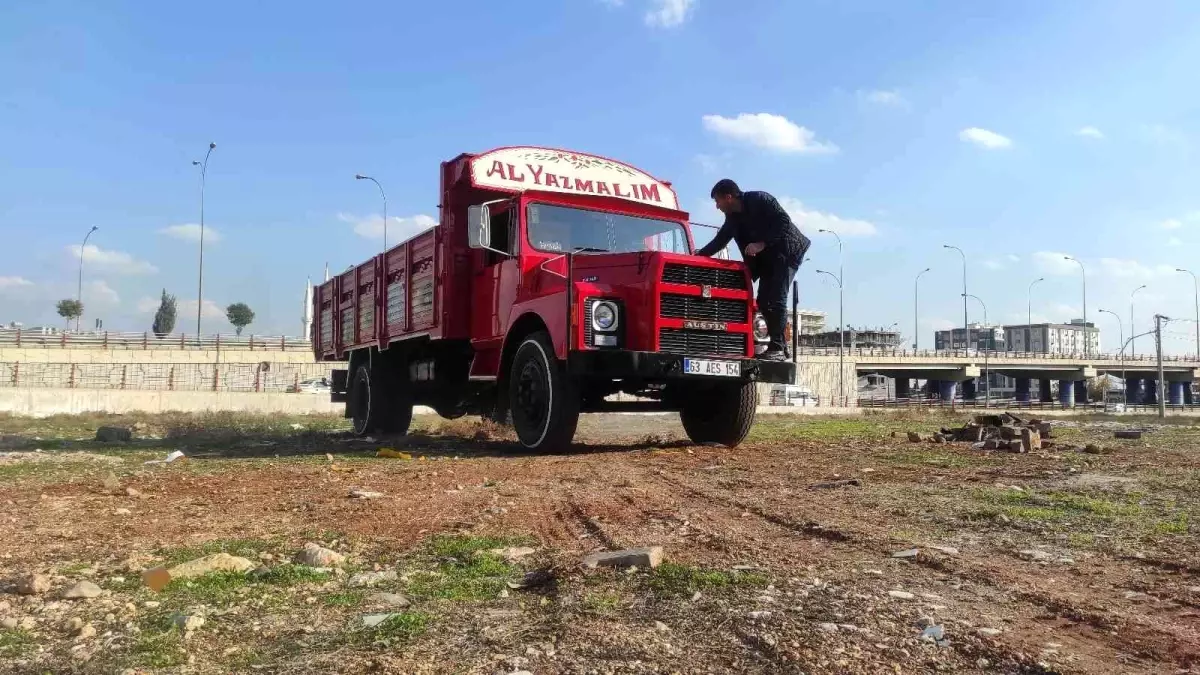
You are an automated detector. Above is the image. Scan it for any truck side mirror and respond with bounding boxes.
[467,205,491,249]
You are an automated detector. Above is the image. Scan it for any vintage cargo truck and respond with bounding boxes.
[313,146,795,451]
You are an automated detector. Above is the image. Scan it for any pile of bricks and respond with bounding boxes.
[907,413,1054,454]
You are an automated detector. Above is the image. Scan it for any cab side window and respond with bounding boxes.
[486,208,512,265]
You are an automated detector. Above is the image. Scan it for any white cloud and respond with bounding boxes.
[67,244,158,275]
[930,318,956,331]
[859,89,907,108]
[958,127,1013,150]
[779,197,877,237]
[693,153,720,174]
[1032,251,1082,276]
[136,296,222,319]
[644,0,694,27]
[1168,236,1183,246]
[82,279,119,306]
[1076,126,1104,140]
[1052,304,1082,320]
[1162,218,1184,230]
[982,254,1021,271]
[982,259,1004,271]
[702,113,838,154]
[159,223,221,243]
[338,213,437,241]
[1098,258,1175,279]
[0,276,33,292]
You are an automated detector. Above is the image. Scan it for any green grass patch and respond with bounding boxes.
[344,611,431,647]
[971,488,1143,524]
[161,571,253,605]
[647,563,769,598]
[128,629,186,669]
[582,591,624,614]
[403,534,530,601]
[426,534,532,560]
[0,629,36,658]
[1154,513,1190,534]
[323,590,365,607]
[255,563,332,586]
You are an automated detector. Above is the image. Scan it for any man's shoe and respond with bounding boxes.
[760,348,787,362]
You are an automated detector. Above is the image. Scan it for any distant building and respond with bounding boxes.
[934,323,1005,351]
[803,326,902,350]
[1003,320,1100,354]
[797,310,826,335]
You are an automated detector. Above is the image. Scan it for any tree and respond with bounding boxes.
[56,299,83,328]
[226,302,255,336]
[152,289,177,337]
[1088,374,1113,402]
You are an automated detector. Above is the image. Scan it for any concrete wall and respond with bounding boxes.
[0,347,320,365]
[0,388,348,417]
[792,355,859,406]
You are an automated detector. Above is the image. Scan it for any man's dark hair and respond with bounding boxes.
[710,179,741,199]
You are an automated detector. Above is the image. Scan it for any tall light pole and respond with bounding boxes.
[1027,277,1044,353]
[192,142,216,336]
[817,228,844,353]
[963,293,989,408]
[816,268,844,405]
[356,174,388,251]
[1064,256,1087,356]
[914,267,930,351]
[76,225,98,332]
[1130,285,1147,358]
[943,245,967,348]
[1176,269,1199,358]
[1099,308,1124,405]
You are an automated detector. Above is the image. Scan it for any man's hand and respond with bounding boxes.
[744,241,765,256]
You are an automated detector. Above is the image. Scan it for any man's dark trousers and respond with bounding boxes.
[754,251,800,355]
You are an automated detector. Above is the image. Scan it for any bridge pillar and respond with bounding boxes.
[1014,377,1031,403]
[1169,381,1185,406]
[1186,385,1194,405]
[938,380,957,401]
[1075,380,1090,405]
[1126,378,1142,404]
[894,378,910,399]
[962,378,977,401]
[1039,378,1054,403]
[1058,379,1075,407]
[1145,379,1158,405]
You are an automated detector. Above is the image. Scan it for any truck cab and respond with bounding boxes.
[314,146,795,451]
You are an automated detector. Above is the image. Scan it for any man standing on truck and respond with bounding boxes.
[696,179,810,361]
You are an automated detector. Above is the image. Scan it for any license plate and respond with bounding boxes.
[683,358,741,377]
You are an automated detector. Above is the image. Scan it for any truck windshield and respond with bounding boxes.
[527,204,690,255]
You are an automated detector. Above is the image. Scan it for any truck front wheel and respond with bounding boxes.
[509,332,579,451]
[679,381,758,448]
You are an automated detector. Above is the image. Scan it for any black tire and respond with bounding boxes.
[508,331,579,451]
[349,362,413,437]
[680,381,758,448]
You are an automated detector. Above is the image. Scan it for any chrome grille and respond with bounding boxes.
[662,263,746,290]
[659,329,746,357]
[660,294,747,323]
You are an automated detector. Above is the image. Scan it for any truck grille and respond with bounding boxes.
[660,294,747,323]
[662,263,746,290]
[659,328,746,357]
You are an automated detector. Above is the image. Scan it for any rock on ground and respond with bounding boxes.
[15,573,50,595]
[582,546,663,569]
[167,553,256,579]
[368,592,410,608]
[95,426,133,443]
[296,543,346,568]
[173,613,205,632]
[61,581,103,599]
[348,570,398,587]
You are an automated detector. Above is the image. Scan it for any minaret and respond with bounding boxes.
[302,277,314,341]
[323,263,330,282]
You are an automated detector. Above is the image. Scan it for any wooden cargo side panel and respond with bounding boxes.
[410,230,438,332]
[384,245,408,338]
[354,258,377,348]
[316,281,335,358]
[337,269,355,357]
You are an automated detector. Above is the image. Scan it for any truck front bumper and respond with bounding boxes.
[567,350,795,385]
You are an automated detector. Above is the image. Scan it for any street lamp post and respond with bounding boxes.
[1099,308,1124,405]
[1064,256,1087,356]
[817,229,844,354]
[816,268,844,405]
[192,142,216,337]
[76,226,98,332]
[1027,277,1044,353]
[963,293,989,408]
[914,267,930,351]
[356,175,388,251]
[1130,284,1147,358]
[943,245,967,346]
[1176,269,1199,359]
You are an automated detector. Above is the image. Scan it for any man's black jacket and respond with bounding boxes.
[695,191,811,273]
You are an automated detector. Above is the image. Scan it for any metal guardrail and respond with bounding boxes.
[858,396,1199,411]
[0,329,310,352]
[801,346,1199,363]
[0,361,333,393]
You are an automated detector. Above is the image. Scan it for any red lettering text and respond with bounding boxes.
[559,175,570,187]
[486,161,506,180]
[545,174,560,188]
[638,184,662,202]
[506,163,525,182]
[613,183,628,198]
[526,163,544,185]
[574,178,594,193]
[596,182,611,195]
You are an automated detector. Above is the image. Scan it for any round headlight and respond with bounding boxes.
[753,314,769,340]
[593,301,618,331]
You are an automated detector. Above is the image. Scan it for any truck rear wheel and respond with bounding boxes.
[509,332,579,451]
[349,362,413,437]
[680,381,758,448]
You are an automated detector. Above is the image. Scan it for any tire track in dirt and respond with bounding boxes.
[643,463,1196,674]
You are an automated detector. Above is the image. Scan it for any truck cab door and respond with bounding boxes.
[469,203,518,375]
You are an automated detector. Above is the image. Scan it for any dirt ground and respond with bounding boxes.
[0,410,1197,674]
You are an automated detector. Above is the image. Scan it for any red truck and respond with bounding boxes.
[313,146,795,451]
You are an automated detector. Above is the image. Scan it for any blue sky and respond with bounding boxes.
[2,0,1200,352]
